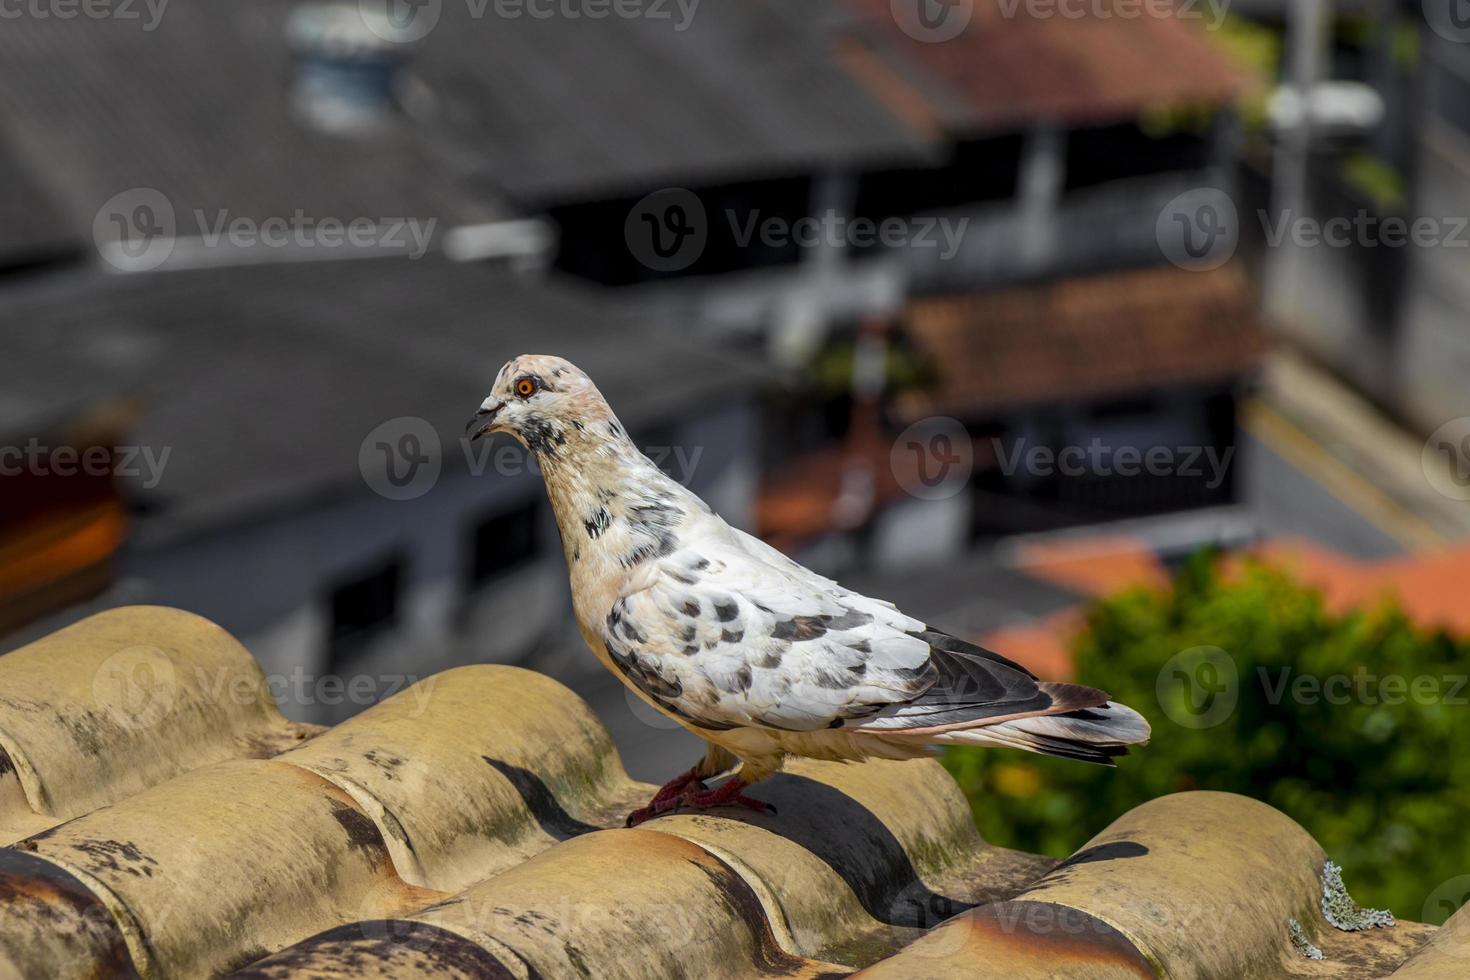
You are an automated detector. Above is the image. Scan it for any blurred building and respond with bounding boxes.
[0,0,1344,735]
[1239,1,1470,434]
[0,2,797,725]
[649,3,1267,566]
[0,258,760,725]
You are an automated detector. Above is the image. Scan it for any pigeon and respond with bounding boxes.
[468,355,1150,826]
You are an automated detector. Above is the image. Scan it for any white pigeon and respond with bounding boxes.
[468,355,1150,825]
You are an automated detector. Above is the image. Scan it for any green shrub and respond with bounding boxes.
[943,553,1470,922]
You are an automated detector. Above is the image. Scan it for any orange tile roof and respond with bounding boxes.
[981,535,1470,693]
[1231,537,1385,611]
[0,606,1446,977]
[1236,538,1470,636]
[899,264,1267,419]
[842,0,1255,130]
[1012,533,1173,598]
[977,611,1082,681]
[756,436,986,551]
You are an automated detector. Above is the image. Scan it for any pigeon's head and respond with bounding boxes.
[466,354,615,456]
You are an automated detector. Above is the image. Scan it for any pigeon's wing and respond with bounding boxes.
[598,522,1076,733]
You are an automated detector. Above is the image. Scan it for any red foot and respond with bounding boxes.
[684,778,774,815]
[626,776,775,826]
[625,768,702,827]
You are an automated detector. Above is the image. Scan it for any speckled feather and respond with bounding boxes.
[474,355,1151,784]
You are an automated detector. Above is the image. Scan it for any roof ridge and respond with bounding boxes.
[0,607,1444,977]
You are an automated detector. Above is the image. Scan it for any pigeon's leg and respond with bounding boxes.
[625,768,702,827]
[625,744,737,827]
[650,768,703,807]
[672,753,779,816]
[678,776,775,816]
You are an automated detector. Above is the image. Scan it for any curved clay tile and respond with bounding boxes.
[0,607,1448,978]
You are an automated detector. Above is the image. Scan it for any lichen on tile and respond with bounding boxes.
[1320,861,1395,931]
[1288,917,1323,960]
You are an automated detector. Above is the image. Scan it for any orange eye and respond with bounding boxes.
[514,377,537,399]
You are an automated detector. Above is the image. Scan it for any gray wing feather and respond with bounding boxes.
[600,523,1117,736]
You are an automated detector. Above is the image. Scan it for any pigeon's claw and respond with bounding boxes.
[625,768,704,827]
[625,773,775,825]
[682,777,775,816]
[626,776,776,826]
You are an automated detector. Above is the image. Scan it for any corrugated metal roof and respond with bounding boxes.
[0,606,1453,977]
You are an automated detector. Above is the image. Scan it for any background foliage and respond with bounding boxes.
[943,554,1470,923]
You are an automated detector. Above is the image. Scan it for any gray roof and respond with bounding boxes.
[0,256,762,544]
[413,0,934,203]
[0,1,508,260]
[0,136,75,266]
[840,550,1081,638]
[0,1,932,262]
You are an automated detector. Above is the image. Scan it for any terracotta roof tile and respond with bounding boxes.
[756,438,986,549]
[0,607,1451,977]
[1387,901,1470,977]
[0,606,317,845]
[899,264,1268,419]
[978,611,1083,681]
[840,0,1255,130]
[1011,533,1173,598]
[981,535,1470,700]
[1232,539,1470,636]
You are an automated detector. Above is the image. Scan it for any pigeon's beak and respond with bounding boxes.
[466,401,503,441]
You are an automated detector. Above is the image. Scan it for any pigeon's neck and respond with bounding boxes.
[535,422,698,579]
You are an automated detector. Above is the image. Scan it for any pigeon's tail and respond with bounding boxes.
[855,630,1152,766]
[923,691,1151,766]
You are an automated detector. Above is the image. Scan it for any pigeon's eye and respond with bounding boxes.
[514,377,538,399]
